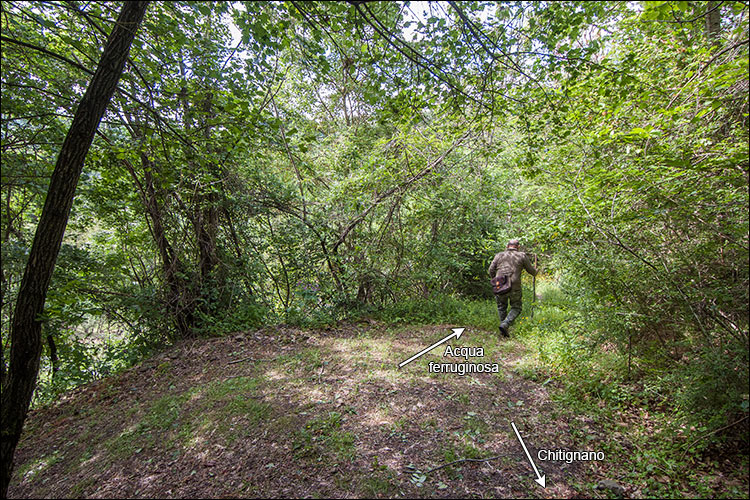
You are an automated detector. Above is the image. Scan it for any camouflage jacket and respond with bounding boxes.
[488,249,537,291]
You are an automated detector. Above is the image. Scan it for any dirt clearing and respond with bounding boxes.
[7,322,653,498]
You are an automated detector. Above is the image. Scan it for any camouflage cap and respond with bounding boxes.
[507,239,520,248]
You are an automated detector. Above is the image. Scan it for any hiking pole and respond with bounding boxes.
[531,253,537,318]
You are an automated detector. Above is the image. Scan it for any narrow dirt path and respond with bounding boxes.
[8,322,607,498]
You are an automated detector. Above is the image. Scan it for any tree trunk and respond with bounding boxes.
[0,2,148,496]
[140,153,195,338]
[705,1,721,45]
[117,112,196,339]
[0,335,5,391]
[46,333,59,378]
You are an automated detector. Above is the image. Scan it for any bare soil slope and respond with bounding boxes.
[4,322,707,498]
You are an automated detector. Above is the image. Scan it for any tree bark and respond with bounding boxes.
[195,93,224,315]
[705,1,721,45]
[0,2,148,496]
[139,153,195,337]
[46,333,59,378]
[113,113,196,339]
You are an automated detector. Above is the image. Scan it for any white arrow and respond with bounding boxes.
[398,327,465,368]
[511,421,546,488]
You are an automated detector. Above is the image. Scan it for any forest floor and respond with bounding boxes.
[7,318,748,498]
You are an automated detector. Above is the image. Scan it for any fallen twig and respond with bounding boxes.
[228,356,271,365]
[679,415,749,460]
[423,454,507,474]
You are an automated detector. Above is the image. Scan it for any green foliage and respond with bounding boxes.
[105,390,194,459]
[34,334,153,407]
[516,0,750,434]
[375,295,498,331]
[672,341,749,440]
[360,474,397,498]
[194,296,269,337]
[520,277,749,472]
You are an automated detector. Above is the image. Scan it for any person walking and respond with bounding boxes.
[488,239,538,337]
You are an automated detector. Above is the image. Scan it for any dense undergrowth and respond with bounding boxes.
[364,274,749,497]
[506,278,747,498]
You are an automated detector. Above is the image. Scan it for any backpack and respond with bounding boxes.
[491,274,511,295]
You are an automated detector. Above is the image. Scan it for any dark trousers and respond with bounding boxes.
[496,288,523,327]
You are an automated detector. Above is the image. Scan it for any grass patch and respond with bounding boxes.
[203,376,262,403]
[106,376,267,459]
[78,448,93,464]
[420,417,438,430]
[375,295,499,331]
[186,376,269,446]
[442,443,459,463]
[142,392,192,431]
[459,442,484,459]
[155,361,171,377]
[69,477,98,497]
[15,451,64,484]
[105,391,192,459]
[293,411,356,462]
[360,473,398,497]
[462,411,489,437]
[278,348,323,375]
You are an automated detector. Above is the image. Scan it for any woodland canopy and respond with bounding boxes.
[1,1,748,497]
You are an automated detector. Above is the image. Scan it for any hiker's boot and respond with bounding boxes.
[499,323,509,338]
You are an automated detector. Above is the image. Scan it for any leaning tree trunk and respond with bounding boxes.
[0,2,149,496]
